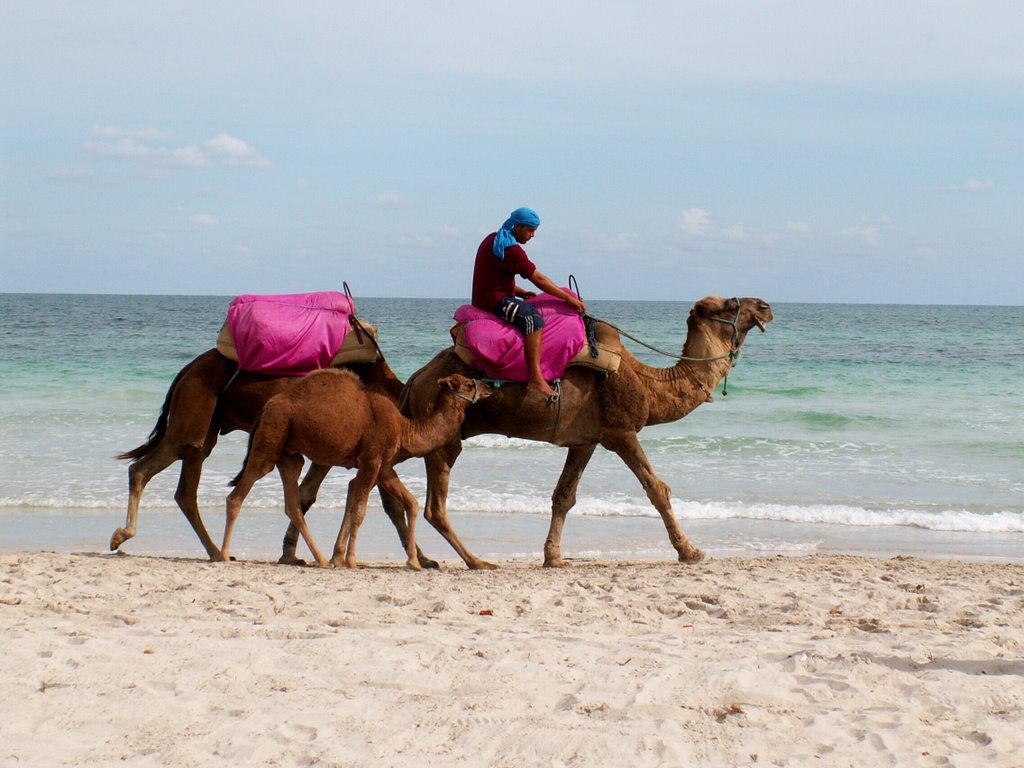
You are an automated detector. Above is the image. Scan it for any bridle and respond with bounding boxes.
[451,378,486,404]
[682,297,743,364]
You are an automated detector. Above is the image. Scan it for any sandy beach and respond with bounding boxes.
[2,551,1022,767]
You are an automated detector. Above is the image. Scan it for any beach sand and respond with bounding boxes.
[2,551,1022,767]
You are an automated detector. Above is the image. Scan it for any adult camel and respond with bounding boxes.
[400,295,774,569]
[111,349,430,565]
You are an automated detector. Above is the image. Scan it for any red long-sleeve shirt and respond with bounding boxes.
[471,232,538,311]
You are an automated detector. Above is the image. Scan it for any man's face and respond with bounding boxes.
[512,224,537,245]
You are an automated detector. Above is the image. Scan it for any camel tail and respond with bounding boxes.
[116,358,198,463]
[228,419,261,488]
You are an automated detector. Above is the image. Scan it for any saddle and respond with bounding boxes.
[215,291,380,376]
[451,295,621,381]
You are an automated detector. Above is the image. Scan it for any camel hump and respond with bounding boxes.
[292,367,362,395]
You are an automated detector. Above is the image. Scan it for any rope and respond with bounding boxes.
[574,281,745,396]
[342,281,390,365]
[582,313,737,363]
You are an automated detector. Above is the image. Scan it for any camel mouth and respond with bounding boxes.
[754,318,766,332]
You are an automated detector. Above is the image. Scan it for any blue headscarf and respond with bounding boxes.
[492,207,541,259]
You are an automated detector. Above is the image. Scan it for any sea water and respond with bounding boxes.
[1,294,1021,563]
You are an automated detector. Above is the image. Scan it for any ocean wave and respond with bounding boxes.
[677,501,1024,534]
[4,492,1022,535]
[439,492,1024,534]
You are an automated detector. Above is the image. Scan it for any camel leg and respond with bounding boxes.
[422,444,497,570]
[279,464,438,569]
[331,462,380,569]
[278,462,332,565]
[375,466,422,571]
[332,476,360,568]
[111,442,181,551]
[601,432,704,563]
[380,484,438,569]
[172,427,223,560]
[222,450,277,563]
[544,444,598,568]
[278,454,331,568]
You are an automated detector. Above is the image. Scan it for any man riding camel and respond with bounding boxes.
[471,207,587,399]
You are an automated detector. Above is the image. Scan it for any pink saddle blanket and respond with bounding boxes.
[453,293,585,382]
[227,291,354,375]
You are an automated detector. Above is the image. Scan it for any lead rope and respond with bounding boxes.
[569,276,743,396]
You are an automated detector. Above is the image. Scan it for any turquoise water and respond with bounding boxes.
[1,294,1022,563]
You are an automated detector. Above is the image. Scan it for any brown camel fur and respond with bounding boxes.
[111,351,430,565]
[222,370,494,569]
[400,296,774,569]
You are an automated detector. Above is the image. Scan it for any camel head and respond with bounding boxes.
[437,374,495,405]
[688,296,773,349]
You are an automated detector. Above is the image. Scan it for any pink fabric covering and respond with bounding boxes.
[227,291,354,375]
[453,293,585,382]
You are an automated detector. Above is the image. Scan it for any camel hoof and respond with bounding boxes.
[467,559,498,571]
[406,559,423,572]
[678,548,705,564]
[543,557,568,568]
[277,554,308,567]
[418,555,440,570]
[109,528,132,550]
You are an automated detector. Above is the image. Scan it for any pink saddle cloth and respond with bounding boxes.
[227,291,354,375]
[453,293,585,382]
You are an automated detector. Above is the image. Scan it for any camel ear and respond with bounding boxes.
[437,375,457,392]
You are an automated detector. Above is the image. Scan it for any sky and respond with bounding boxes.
[2,1,1022,304]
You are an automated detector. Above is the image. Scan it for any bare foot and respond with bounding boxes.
[527,379,558,399]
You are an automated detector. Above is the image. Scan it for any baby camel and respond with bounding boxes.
[221,370,492,569]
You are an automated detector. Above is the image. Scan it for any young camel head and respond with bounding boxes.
[436,374,494,405]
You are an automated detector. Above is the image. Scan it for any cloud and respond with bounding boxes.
[202,133,271,168]
[82,127,268,170]
[170,145,209,168]
[720,223,748,241]
[963,178,994,192]
[681,208,711,236]
[839,225,879,246]
[190,213,217,225]
[785,221,810,233]
[681,208,749,242]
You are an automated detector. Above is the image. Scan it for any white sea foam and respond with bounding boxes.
[3,491,1022,535]
[433,489,1024,534]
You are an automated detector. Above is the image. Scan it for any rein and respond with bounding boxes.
[583,298,744,396]
[584,298,743,364]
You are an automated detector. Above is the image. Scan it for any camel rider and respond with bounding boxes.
[471,207,587,399]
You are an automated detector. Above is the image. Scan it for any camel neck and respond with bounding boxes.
[398,395,464,459]
[625,333,735,426]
